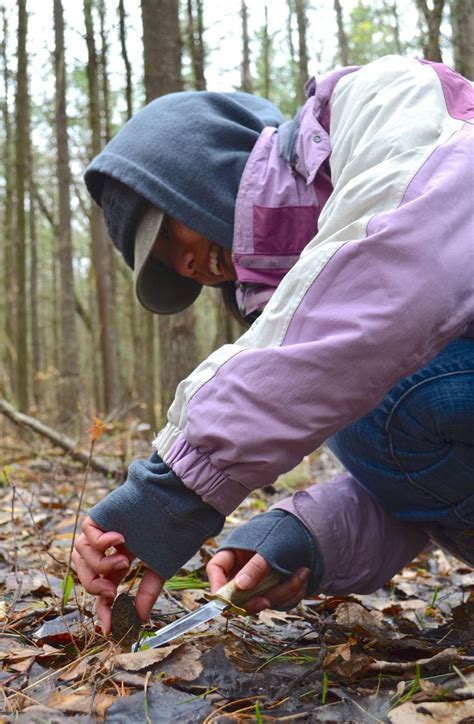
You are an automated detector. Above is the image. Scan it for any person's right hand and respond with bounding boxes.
[206,549,310,614]
[72,516,164,635]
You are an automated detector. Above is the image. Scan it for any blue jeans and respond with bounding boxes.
[328,337,474,564]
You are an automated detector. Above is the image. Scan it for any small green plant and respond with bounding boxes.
[254,700,263,723]
[61,572,74,606]
[321,670,329,703]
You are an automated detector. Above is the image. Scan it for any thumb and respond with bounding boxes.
[234,553,271,591]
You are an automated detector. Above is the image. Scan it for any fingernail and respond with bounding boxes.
[235,573,252,589]
[113,560,128,570]
[298,568,310,583]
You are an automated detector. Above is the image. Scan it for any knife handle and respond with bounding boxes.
[210,569,284,609]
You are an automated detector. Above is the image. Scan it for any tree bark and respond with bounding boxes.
[84,0,121,413]
[241,0,253,92]
[54,0,81,429]
[1,7,16,397]
[141,0,200,424]
[416,0,445,61]
[451,0,474,79]
[118,0,133,120]
[186,0,207,90]
[294,0,309,104]
[262,4,271,98]
[334,0,349,66]
[14,0,29,412]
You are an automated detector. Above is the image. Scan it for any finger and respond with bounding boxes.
[257,568,310,612]
[81,517,125,552]
[72,550,117,598]
[135,569,164,623]
[96,595,113,635]
[206,550,238,592]
[234,553,272,590]
[75,535,129,577]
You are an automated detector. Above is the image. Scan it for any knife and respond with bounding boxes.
[131,570,283,652]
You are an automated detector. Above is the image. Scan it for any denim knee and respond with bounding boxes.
[327,338,474,528]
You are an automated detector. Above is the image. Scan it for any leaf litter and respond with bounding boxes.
[0,426,473,722]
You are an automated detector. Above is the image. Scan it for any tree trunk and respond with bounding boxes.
[84,0,121,413]
[451,0,474,79]
[287,0,299,113]
[118,0,133,119]
[186,0,207,90]
[294,0,309,104]
[98,0,112,143]
[334,0,349,66]
[54,0,81,429]
[28,174,41,409]
[241,0,253,92]
[416,0,445,61]
[1,7,16,397]
[141,0,200,424]
[262,4,271,98]
[141,0,183,99]
[15,0,29,412]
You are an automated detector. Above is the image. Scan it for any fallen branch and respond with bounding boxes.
[369,647,474,674]
[0,397,118,477]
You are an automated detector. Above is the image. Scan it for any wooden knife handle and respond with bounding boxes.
[210,570,284,609]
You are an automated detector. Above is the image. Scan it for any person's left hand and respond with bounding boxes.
[72,516,164,634]
[206,549,310,614]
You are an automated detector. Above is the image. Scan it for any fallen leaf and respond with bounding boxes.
[114,643,181,671]
[181,590,200,611]
[389,700,474,723]
[8,655,35,673]
[323,641,352,666]
[154,643,203,684]
[257,609,295,627]
[48,688,115,716]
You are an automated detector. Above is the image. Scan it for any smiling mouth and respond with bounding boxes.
[208,244,222,277]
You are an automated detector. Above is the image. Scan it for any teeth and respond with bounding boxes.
[209,244,221,276]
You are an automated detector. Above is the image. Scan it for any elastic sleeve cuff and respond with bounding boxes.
[217,510,324,594]
[89,452,225,580]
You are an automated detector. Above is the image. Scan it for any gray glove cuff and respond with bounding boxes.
[218,510,324,594]
[89,452,225,580]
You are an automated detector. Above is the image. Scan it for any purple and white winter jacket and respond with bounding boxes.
[151,56,473,592]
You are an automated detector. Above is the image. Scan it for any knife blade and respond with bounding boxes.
[132,569,283,652]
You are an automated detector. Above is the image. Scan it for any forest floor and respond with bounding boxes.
[0,420,473,723]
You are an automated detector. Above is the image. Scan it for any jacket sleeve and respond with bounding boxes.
[154,56,474,516]
[271,474,430,595]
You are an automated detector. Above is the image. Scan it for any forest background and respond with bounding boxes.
[0,0,473,439]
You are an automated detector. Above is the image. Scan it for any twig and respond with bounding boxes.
[369,647,474,673]
[0,397,118,476]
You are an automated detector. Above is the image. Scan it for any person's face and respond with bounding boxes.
[151,217,237,285]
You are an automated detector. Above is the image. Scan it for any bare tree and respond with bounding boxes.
[54,0,81,428]
[187,0,206,90]
[118,0,133,119]
[1,6,16,395]
[141,0,200,423]
[15,0,29,412]
[294,0,309,104]
[84,0,121,413]
[451,0,474,79]
[334,0,350,66]
[241,0,253,92]
[416,0,445,61]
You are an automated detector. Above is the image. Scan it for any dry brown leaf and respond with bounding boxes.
[323,641,352,667]
[4,644,42,661]
[389,700,474,723]
[156,643,203,684]
[8,656,35,673]
[114,642,181,671]
[48,688,115,717]
[335,601,386,632]
[181,590,200,611]
[58,656,91,682]
[257,609,295,627]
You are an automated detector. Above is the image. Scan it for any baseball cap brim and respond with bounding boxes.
[134,206,202,315]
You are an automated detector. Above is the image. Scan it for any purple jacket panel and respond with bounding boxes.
[271,474,430,595]
[233,67,359,316]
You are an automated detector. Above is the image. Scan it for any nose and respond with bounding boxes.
[175,250,196,278]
